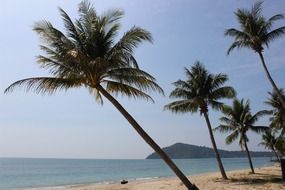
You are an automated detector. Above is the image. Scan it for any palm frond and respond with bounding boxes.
[104,80,155,102]
[5,77,81,95]
[169,88,192,99]
[263,14,285,31]
[88,87,103,105]
[251,1,263,18]
[164,99,199,113]
[36,55,79,77]
[210,86,236,100]
[249,110,272,123]
[221,104,234,116]
[59,7,84,48]
[100,8,123,27]
[250,125,268,133]
[220,116,236,126]
[268,14,284,22]
[214,124,235,133]
[172,79,192,91]
[110,26,152,55]
[208,100,224,111]
[224,28,250,40]
[33,20,74,52]
[264,26,285,44]
[78,0,97,23]
[211,74,228,88]
[104,68,164,95]
[225,130,239,145]
[226,40,251,55]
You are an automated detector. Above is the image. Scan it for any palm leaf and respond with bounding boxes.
[109,26,152,56]
[249,125,268,133]
[105,80,154,102]
[249,110,271,123]
[225,130,239,145]
[214,124,235,133]
[264,26,285,44]
[5,77,82,95]
[210,86,236,100]
[164,99,199,113]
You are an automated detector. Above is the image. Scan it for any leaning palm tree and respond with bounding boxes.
[214,99,269,174]
[4,1,198,189]
[165,62,236,180]
[265,89,285,135]
[259,130,280,162]
[225,1,285,109]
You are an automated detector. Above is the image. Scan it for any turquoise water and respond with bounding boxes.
[0,157,273,189]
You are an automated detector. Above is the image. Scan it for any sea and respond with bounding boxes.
[0,157,273,190]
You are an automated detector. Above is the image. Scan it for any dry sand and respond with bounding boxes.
[50,165,285,190]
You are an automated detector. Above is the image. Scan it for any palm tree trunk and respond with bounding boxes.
[272,146,281,162]
[243,140,255,174]
[258,52,285,110]
[203,112,228,180]
[97,85,199,190]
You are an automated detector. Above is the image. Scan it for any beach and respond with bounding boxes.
[60,165,284,190]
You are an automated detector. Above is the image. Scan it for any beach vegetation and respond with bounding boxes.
[225,1,285,110]
[215,99,269,173]
[4,1,198,189]
[165,61,236,180]
[260,129,281,162]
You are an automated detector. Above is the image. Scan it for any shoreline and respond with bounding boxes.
[28,164,283,190]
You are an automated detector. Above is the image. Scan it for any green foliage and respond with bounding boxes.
[164,61,236,115]
[264,89,285,156]
[265,89,285,134]
[260,129,277,150]
[225,1,285,54]
[5,0,163,104]
[215,99,269,148]
[275,135,285,156]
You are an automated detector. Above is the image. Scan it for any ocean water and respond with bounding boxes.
[0,157,273,190]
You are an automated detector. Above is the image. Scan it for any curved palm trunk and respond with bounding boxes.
[258,52,285,110]
[243,140,255,174]
[97,85,199,190]
[203,112,228,180]
[272,146,281,162]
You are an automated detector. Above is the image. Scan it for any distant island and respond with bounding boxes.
[146,143,274,159]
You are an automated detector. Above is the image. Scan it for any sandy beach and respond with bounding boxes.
[56,165,285,190]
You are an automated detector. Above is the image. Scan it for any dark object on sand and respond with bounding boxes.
[281,158,285,181]
[121,179,128,184]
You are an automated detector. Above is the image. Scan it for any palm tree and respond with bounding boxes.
[165,62,236,180]
[214,99,269,174]
[265,89,285,135]
[275,135,285,157]
[259,130,280,162]
[225,1,285,109]
[4,1,198,189]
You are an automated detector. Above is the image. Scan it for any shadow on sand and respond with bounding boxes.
[228,172,284,185]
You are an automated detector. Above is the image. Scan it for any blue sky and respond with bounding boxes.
[0,0,284,159]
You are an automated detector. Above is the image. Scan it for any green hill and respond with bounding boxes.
[146,143,274,159]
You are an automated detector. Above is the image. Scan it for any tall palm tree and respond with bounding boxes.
[265,89,285,135]
[4,1,198,189]
[165,62,236,180]
[225,1,285,109]
[214,99,269,174]
[259,130,280,162]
